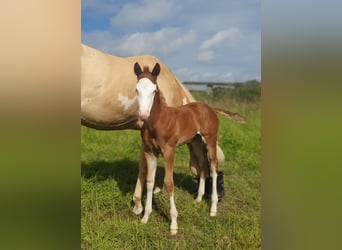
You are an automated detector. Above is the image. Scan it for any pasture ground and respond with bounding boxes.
[81,83,261,249]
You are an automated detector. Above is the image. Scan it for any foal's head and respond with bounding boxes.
[134,62,160,121]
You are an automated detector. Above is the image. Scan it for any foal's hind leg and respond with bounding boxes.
[204,136,219,217]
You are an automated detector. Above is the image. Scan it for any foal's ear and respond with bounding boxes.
[134,62,142,76]
[151,63,160,77]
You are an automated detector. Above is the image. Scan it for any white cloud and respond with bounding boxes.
[197,50,214,62]
[82,1,261,82]
[83,28,196,57]
[116,28,195,56]
[174,67,235,82]
[200,28,242,50]
[110,0,174,28]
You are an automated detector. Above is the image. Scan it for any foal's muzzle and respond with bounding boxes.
[139,110,150,121]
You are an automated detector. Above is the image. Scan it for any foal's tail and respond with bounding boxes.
[214,108,246,124]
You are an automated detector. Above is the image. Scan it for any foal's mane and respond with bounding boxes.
[143,66,150,73]
[138,66,158,83]
[157,85,167,107]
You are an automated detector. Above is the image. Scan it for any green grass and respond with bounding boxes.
[81,84,261,249]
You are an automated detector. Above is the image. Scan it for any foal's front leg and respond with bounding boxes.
[141,150,157,224]
[163,145,178,235]
[133,146,147,215]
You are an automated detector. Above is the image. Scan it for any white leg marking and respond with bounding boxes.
[141,154,157,224]
[195,176,205,202]
[210,169,218,217]
[132,177,143,215]
[133,148,145,215]
[141,182,154,223]
[169,194,178,235]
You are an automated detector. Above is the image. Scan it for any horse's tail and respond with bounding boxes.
[216,144,225,162]
[175,79,245,124]
[214,108,246,124]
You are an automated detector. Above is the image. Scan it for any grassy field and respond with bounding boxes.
[81,83,261,249]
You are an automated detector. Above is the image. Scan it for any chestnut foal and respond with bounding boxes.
[132,62,224,235]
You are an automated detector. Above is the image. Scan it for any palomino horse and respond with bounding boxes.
[133,62,243,235]
[81,44,195,130]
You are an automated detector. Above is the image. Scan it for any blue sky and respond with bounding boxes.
[82,0,260,82]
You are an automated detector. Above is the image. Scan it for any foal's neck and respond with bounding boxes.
[150,87,167,122]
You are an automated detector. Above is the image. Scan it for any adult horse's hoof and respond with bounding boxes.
[153,186,161,194]
[170,228,178,235]
[133,206,143,215]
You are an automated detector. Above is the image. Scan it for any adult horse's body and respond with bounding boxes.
[81,44,194,130]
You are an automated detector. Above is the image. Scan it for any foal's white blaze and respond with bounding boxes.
[136,78,157,120]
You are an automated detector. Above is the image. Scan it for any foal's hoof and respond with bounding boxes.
[194,197,202,203]
[170,228,178,235]
[133,206,143,215]
[141,215,149,224]
[210,211,217,217]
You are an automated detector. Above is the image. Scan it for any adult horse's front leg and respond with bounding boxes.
[141,150,157,224]
[163,145,178,235]
[133,145,147,215]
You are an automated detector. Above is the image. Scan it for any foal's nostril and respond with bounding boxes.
[139,110,150,120]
